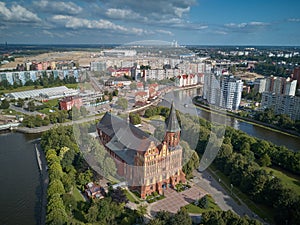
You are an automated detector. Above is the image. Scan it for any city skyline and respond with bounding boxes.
[0,0,300,46]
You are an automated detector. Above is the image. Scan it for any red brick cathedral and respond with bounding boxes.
[97,102,186,198]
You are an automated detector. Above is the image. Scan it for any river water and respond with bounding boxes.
[0,132,41,225]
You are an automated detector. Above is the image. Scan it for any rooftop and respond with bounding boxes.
[97,112,158,164]
[165,102,181,133]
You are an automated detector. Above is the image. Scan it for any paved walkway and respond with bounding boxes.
[194,170,267,224]
[149,185,207,214]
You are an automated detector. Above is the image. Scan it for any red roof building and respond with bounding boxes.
[60,96,82,111]
[97,103,186,199]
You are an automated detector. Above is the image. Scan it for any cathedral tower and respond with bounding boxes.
[164,102,181,148]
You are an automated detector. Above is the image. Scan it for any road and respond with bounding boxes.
[193,170,267,224]
[16,114,104,133]
[10,104,40,116]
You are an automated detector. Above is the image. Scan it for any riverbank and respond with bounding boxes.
[14,114,104,134]
[34,141,49,225]
[192,97,300,139]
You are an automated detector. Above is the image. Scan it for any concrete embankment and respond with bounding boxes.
[34,142,49,225]
[193,98,300,138]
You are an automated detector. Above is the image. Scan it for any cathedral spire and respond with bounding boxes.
[165,101,180,132]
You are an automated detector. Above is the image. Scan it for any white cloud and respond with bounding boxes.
[0,2,41,23]
[106,8,141,20]
[213,30,227,35]
[52,15,149,35]
[174,6,190,18]
[225,21,269,28]
[34,0,82,15]
[156,29,174,36]
[288,18,300,22]
[248,21,269,26]
[101,0,198,29]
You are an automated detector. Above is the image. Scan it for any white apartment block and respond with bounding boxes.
[264,76,297,96]
[203,73,243,110]
[261,92,300,120]
[254,78,266,93]
[90,61,106,72]
[220,76,243,110]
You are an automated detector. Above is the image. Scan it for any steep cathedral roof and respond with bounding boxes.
[97,112,158,164]
[165,101,181,132]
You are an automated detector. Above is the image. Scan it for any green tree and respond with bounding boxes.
[61,193,76,215]
[70,107,80,120]
[136,204,148,223]
[42,116,50,126]
[116,97,128,110]
[80,106,88,117]
[48,162,64,180]
[0,99,10,109]
[77,170,93,189]
[57,110,68,123]
[16,98,25,108]
[103,156,117,177]
[85,204,99,223]
[170,208,192,225]
[47,179,65,197]
[46,149,60,164]
[112,89,119,96]
[109,187,128,204]
[129,112,141,125]
[199,195,209,209]
[259,153,271,167]
[27,100,35,111]
[62,173,74,193]
[130,82,137,90]
[46,194,68,225]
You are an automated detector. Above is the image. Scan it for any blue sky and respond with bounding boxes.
[0,0,300,45]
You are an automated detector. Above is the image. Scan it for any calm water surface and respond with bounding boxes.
[0,132,41,225]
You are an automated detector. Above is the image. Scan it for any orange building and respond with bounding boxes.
[97,102,186,198]
[59,96,82,111]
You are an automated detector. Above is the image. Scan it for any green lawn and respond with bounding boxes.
[149,115,165,121]
[65,83,79,89]
[1,108,23,115]
[43,99,59,108]
[2,85,44,93]
[72,187,85,202]
[1,83,78,94]
[265,167,300,195]
[184,195,221,214]
[124,189,139,203]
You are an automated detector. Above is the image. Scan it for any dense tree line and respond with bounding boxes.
[22,106,88,128]
[41,126,137,224]
[129,112,142,125]
[192,123,300,225]
[242,88,262,102]
[209,52,299,78]
[201,210,262,225]
[148,208,192,225]
[0,99,10,109]
[254,108,300,133]
[254,62,290,77]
